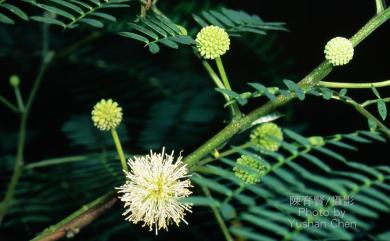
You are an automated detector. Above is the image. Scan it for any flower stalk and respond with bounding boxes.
[91,98,127,173]
[215,57,242,118]
[14,87,25,113]
[111,129,128,173]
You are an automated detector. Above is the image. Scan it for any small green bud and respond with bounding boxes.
[324,37,354,66]
[212,149,220,158]
[250,122,283,152]
[9,75,20,88]
[233,155,267,184]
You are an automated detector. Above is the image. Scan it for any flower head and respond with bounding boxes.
[117,148,192,234]
[196,25,230,59]
[233,155,267,184]
[91,99,122,131]
[250,122,283,152]
[324,37,354,66]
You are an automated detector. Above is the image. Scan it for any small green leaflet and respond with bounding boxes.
[371,86,387,120]
[283,79,305,100]
[215,88,248,106]
[377,99,387,120]
[371,85,381,98]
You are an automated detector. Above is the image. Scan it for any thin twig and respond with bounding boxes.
[201,60,237,118]
[54,32,102,61]
[25,155,88,170]
[194,143,251,168]
[215,57,242,118]
[375,0,385,14]
[347,100,390,138]
[0,22,52,225]
[201,186,234,241]
[328,95,390,138]
[319,79,390,89]
[31,192,117,241]
[361,97,390,107]
[0,94,18,113]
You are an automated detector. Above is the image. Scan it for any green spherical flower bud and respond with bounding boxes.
[308,136,325,146]
[250,122,283,152]
[9,75,20,88]
[196,25,230,59]
[324,37,354,66]
[91,99,123,131]
[233,155,267,184]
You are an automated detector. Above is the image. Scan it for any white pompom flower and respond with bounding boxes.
[196,25,230,59]
[116,148,192,234]
[324,37,354,66]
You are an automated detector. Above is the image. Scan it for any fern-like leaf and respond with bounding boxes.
[193,8,287,36]
[23,0,130,29]
[0,1,28,24]
[119,13,196,54]
[188,129,389,241]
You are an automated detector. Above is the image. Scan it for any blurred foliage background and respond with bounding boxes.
[0,0,389,240]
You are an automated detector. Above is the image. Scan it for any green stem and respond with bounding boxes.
[0,23,51,225]
[327,95,390,138]
[202,60,239,118]
[14,87,25,113]
[319,79,390,88]
[201,186,234,241]
[31,191,117,241]
[350,7,390,46]
[375,0,385,14]
[55,32,102,60]
[362,97,390,107]
[202,60,229,95]
[0,94,18,113]
[0,114,27,225]
[195,143,252,168]
[185,7,390,167]
[63,1,116,29]
[223,183,245,204]
[111,129,128,173]
[25,155,88,170]
[215,57,242,118]
[346,99,390,138]
[183,93,294,168]
[215,57,232,90]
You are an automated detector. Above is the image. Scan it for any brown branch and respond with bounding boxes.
[32,192,117,241]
